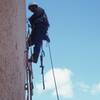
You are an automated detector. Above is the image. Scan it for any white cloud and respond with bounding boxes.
[36,68,74,98]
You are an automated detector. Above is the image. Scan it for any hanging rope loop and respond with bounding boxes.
[40,46,45,89]
[24,19,34,100]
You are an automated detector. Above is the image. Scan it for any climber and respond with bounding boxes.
[27,3,50,63]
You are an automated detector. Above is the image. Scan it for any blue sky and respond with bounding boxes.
[26,0,100,100]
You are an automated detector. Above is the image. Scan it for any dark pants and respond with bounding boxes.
[28,24,48,63]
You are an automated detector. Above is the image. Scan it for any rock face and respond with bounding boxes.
[0,0,26,100]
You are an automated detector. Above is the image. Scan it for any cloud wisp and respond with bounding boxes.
[36,68,74,98]
[78,82,100,95]
[91,83,100,95]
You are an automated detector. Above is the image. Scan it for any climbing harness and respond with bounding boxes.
[24,20,34,100]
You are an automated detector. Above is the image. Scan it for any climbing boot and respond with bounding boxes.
[28,53,38,63]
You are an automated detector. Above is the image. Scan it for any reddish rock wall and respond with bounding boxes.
[0,0,26,100]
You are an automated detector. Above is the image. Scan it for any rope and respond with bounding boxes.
[48,43,60,100]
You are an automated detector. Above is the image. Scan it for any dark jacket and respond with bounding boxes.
[28,7,50,44]
[29,7,49,30]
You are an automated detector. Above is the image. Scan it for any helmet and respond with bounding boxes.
[28,3,38,10]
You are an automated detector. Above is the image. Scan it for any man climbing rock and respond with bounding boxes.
[27,4,50,63]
